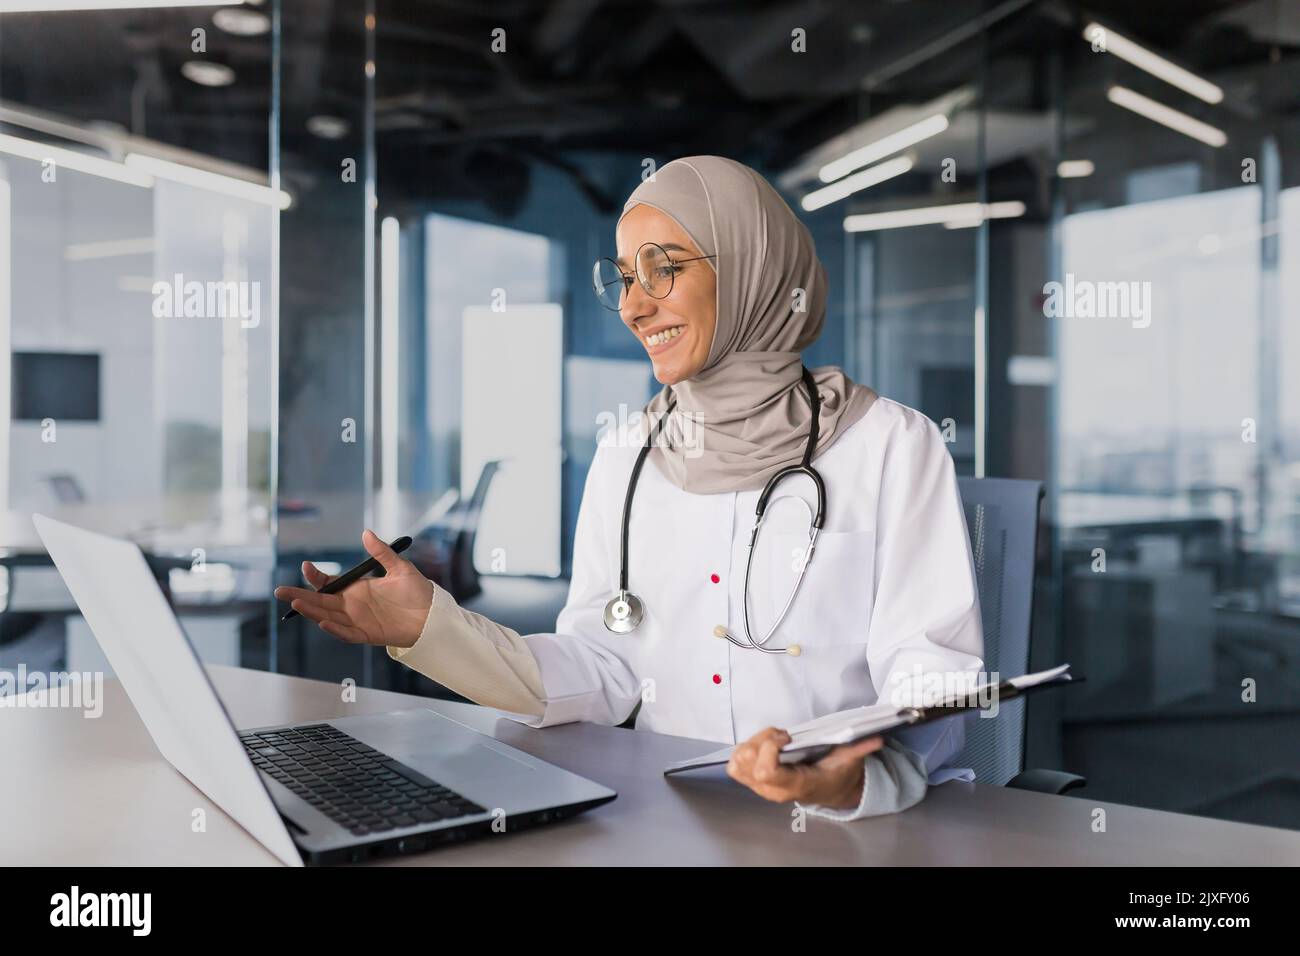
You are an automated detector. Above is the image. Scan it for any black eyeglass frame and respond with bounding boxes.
[592,241,717,312]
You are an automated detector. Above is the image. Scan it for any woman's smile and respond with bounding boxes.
[641,324,686,354]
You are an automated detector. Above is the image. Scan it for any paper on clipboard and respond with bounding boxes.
[1007,662,1070,689]
[663,663,1075,776]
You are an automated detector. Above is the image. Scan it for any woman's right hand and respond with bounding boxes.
[273,529,434,649]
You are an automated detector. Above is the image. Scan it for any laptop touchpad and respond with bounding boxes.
[405,741,535,780]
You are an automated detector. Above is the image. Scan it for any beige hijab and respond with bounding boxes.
[619,155,877,495]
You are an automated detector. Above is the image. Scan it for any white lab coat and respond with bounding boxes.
[506,396,985,796]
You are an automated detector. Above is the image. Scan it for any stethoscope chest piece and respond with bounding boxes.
[603,589,644,634]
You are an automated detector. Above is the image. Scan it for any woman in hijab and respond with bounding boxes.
[276,156,984,819]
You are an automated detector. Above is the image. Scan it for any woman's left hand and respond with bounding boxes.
[726,727,885,809]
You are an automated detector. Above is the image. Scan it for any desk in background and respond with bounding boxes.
[0,491,443,679]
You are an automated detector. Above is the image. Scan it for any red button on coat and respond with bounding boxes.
[710,573,720,584]
[712,674,722,685]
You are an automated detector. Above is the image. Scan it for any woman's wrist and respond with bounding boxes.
[815,761,868,809]
[388,580,436,649]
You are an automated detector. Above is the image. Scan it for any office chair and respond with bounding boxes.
[42,473,86,505]
[448,460,500,601]
[956,476,1085,795]
[391,462,502,697]
[410,460,501,603]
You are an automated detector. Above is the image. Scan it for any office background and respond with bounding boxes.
[2,0,1298,833]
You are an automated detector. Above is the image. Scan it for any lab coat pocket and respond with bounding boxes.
[760,529,876,649]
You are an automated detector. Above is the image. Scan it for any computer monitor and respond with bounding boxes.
[12,351,101,422]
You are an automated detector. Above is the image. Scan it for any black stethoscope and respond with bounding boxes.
[602,366,826,656]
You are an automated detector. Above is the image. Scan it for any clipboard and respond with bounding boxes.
[663,663,1079,776]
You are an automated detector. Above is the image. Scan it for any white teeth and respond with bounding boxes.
[646,326,683,347]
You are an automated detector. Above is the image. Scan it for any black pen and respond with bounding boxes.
[280,535,414,621]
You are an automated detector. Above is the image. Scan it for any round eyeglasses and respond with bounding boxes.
[592,242,716,312]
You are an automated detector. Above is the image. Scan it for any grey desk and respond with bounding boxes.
[4,665,1298,866]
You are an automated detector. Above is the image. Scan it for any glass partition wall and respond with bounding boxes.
[982,6,1300,827]
[270,0,378,686]
[2,1,1296,833]
[0,3,280,676]
[1056,11,1297,829]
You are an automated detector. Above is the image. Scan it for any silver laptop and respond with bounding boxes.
[33,514,616,866]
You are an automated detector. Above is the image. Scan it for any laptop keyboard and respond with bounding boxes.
[240,724,486,837]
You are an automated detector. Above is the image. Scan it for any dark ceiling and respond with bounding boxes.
[1,0,1296,215]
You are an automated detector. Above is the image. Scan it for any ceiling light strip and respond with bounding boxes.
[125,153,291,209]
[802,156,914,212]
[1106,85,1227,147]
[844,201,1026,233]
[0,133,152,187]
[1084,22,1223,105]
[819,114,948,183]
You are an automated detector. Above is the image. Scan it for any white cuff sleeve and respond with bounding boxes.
[386,581,547,717]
